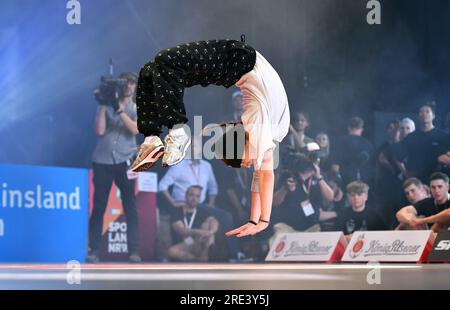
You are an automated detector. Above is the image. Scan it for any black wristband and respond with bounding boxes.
[248,220,258,226]
[317,177,324,182]
[116,110,124,115]
[259,219,270,224]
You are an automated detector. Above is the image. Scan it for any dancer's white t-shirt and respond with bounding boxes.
[235,51,290,169]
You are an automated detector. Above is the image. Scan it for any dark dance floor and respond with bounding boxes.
[0,263,449,290]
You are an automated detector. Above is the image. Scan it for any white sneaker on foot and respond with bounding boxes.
[162,127,191,167]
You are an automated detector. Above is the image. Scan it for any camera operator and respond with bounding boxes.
[88,72,141,263]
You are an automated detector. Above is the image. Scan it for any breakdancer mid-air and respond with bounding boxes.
[131,36,290,237]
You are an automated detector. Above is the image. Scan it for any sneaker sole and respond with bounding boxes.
[131,145,164,172]
[162,138,191,167]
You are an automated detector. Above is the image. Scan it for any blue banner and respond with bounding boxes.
[0,164,88,262]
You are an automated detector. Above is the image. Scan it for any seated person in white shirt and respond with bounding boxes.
[159,138,245,261]
[168,186,219,262]
[159,138,219,210]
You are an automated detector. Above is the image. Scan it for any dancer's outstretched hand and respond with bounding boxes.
[225,222,269,238]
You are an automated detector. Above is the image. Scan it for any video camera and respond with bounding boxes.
[94,59,137,110]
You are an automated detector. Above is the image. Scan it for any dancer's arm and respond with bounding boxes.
[226,149,274,237]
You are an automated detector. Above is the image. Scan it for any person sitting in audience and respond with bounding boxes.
[336,181,386,240]
[158,137,245,261]
[269,156,337,246]
[396,172,450,232]
[285,111,314,155]
[403,177,430,205]
[316,172,345,231]
[168,186,219,262]
[395,177,430,230]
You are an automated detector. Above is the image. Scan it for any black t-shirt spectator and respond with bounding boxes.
[413,197,450,217]
[395,128,449,182]
[336,206,386,235]
[333,135,375,186]
[274,178,320,231]
[171,207,212,244]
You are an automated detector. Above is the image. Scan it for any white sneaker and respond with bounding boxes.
[162,127,191,167]
[131,136,164,172]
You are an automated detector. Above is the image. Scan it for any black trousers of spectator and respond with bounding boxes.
[89,162,139,254]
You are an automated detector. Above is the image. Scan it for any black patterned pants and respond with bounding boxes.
[136,39,255,137]
[136,54,187,137]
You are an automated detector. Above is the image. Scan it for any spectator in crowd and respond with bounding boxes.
[395,177,430,230]
[168,186,219,262]
[159,138,219,209]
[285,111,314,155]
[336,181,386,239]
[88,72,141,263]
[269,156,337,245]
[307,140,343,229]
[230,90,244,121]
[396,172,450,232]
[316,172,345,231]
[375,119,403,229]
[332,116,375,187]
[315,132,333,174]
[158,137,246,261]
[399,117,415,140]
[394,102,449,183]
[403,177,430,205]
